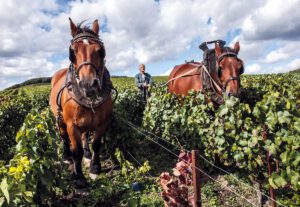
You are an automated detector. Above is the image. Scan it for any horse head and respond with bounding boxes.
[69,18,106,98]
[215,42,244,97]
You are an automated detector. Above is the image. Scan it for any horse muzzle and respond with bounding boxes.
[79,78,101,98]
[224,76,241,98]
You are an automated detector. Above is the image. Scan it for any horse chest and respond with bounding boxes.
[61,96,111,132]
[74,110,95,128]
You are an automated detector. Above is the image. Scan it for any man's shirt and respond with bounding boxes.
[135,73,153,88]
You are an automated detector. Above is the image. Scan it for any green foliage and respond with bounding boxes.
[0,95,32,161]
[111,76,167,91]
[104,89,146,157]
[0,88,50,162]
[143,73,300,203]
[115,148,151,183]
[114,148,163,207]
[0,73,299,205]
[0,108,67,206]
[78,148,162,206]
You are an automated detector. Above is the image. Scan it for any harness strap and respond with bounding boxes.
[56,82,71,110]
[164,63,223,93]
[76,61,100,75]
[161,66,201,87]
[163,63,225,105]
[217,52,237,62]
[224,77,240,91]
[71,32,102,44]
[201,65,223,92]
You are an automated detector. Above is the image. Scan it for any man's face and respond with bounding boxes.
[139,65,145,73]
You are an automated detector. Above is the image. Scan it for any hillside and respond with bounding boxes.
[3,65,300,92]
[290,68,300,73]
[2,76,168,92]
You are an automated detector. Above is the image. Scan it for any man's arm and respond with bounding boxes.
[144,73,153,85]
[148,74,153,85]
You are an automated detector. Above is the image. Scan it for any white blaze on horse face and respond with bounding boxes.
[83,38,89,45]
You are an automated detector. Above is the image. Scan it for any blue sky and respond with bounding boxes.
[0,0,300,89]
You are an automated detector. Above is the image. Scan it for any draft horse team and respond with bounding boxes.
[50,18,244,188]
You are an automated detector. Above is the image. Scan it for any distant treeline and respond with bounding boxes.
[290,68,300,73]
[4,75,129,90]
[5,77,52,90]
[111,76,129,78]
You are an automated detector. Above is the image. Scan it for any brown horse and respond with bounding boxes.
[50,18,112,188]
[168,42,244,104]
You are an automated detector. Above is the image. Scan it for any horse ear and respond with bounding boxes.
[69,17,77,37]
[92,19,99,35]
[234,42,240,54]
[215,42,222,57]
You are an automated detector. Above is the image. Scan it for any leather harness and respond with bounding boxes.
[56,32,111,124]
[167,51,243,105]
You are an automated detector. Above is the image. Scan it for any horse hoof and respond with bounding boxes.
[83,157,91,167]
[84,150,92,159]
[74,177,88,189]
[63,157,73,164]
[89,165,101,174]
[63,159,71,164]
[89,173,97,180]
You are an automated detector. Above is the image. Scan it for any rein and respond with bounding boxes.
[160,66,201,87]
[163,63,223,92]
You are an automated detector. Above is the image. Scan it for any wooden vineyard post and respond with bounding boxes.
[263,125,277,207]
[192,150,201,207]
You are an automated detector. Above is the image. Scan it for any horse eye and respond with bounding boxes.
[97,48,105,59]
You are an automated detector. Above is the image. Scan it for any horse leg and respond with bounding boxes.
[62,133,72,161]
[58,125,72,161]
[82,131,92,159]
[67,124,87,188]
[90,132,102,174]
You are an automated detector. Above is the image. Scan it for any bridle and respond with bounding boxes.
[55,31,113,118]
[69,61,102,81]
[69,32,105,90]
[216,51,244,93]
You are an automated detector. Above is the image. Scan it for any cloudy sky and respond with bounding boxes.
[0,0,300,89]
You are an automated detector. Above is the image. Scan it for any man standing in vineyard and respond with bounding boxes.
[135,64,153,102]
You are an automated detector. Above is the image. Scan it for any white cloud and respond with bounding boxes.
[1,0,300,89]
[264,41,300,63]
[245,64,262,74]
[265,50,289,63]
[0,57,55,78]
[242,0,300,41]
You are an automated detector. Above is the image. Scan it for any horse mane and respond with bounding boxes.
[75,20,98,37]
